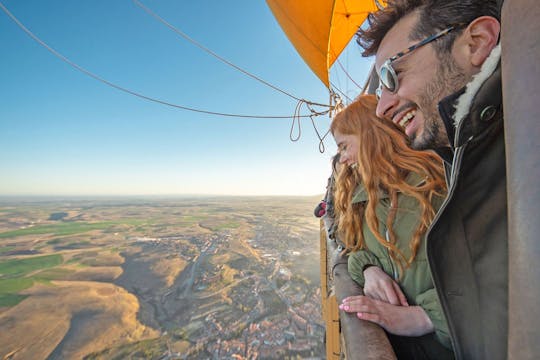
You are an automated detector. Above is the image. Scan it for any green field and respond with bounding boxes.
[0,277,34,294]
[0,254,65,307]
[0,278,34,306]
[0,254,63,278]
[0,293,28,307]
[0,220,148,239]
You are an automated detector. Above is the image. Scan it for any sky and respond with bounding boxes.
[0,0,373,197]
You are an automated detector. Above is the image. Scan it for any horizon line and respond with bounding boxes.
[0,193,323,199]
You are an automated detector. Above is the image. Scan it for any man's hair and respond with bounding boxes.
[357,0,500,57]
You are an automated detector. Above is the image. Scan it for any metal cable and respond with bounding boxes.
[330,81,354,104]
[0,1,330,120]
[133,0,331,109]
[291,99,334,153]
[336,58,363,90]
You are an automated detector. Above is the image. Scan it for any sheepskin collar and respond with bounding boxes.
[438,44,502,149]
[454,44,501,128]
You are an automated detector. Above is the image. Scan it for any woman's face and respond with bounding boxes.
[333,130,359,167]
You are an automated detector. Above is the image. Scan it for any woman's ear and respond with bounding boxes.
[465,16,501,67]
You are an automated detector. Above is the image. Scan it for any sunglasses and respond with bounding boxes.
[376,24,466,99]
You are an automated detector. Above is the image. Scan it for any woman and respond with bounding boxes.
[332,95,452,358]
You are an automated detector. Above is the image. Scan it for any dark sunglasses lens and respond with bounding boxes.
[380,65,396,93]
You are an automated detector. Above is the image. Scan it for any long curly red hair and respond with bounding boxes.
[331,95,446,274]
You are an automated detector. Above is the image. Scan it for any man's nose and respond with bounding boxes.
[376,89,397,119]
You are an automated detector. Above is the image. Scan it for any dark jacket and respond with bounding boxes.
[428,46,508,359]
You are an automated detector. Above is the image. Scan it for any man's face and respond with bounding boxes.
[374,12,469,150]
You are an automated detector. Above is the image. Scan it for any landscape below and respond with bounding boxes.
[0,196,324,359]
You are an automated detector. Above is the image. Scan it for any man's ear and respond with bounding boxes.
[465,16,501,67]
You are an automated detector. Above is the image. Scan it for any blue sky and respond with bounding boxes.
[0,0,373,196]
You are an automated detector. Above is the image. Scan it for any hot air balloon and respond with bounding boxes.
[266,0,385,89]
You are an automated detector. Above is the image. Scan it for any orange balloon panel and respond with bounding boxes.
[266,0,383,88]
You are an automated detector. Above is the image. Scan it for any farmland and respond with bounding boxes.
[0,196,323,359]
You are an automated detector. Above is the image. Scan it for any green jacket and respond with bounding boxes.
[347,173,450,348]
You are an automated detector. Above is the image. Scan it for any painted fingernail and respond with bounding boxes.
[338,304,344,310]
[344,305,349,311]
[357,312,363,318]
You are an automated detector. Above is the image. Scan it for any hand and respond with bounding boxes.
[339,295,434,337]
[363,266,408,306]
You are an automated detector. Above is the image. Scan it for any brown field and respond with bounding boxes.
[1,281,159,359]
[0,196,323,359]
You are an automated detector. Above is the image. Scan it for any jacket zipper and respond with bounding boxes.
[385,199,399,281]
[425,102,473,356]
[425,142,467,358]
[385,228,399,280]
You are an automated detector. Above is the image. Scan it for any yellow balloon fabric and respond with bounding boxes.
[266,0,383,88]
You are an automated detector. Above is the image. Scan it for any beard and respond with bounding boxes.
[411,55,470,150]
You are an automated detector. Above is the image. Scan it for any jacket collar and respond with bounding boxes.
[351,172,425,204]
[438,44,502,149]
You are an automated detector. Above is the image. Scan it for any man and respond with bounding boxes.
[354,1,507,359]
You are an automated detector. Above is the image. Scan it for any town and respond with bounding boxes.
[0,196,324,359]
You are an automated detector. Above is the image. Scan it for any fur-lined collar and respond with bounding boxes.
[453,44,501,128]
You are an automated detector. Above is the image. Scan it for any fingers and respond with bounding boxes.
[383,280,409,306]
[384,284,400,306]
[365,278,407,306]
[342,280,408,311]
[339,298,356,312]
[392,281,409,306]
[341,298,402,333]
[340,295,380,313]
[363,285,384,302]
[363,267,406,305]
[341,295,361,304]
[340,295,368,312]
[350,302,388,330]
[364,281,392,303]
[357,311,382,325]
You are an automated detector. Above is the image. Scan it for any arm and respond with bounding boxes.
[363,266,409,306]
[347,248,382,287]
[339,295,433,337]
[349,251,408,306]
